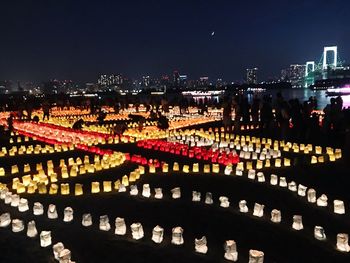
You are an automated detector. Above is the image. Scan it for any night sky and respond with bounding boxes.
[0,0,349,83]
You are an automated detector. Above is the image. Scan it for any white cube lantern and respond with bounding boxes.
[40,231,52,247]
[334,200,345,214]
[130,185,138,196]
[219,196,230,208]
[82,213,92,227]
[130,222,144,240]
[317,194,328,207]
[48,204,58,219]
[270,174,278,185]
[142,184,151,198]
[154,188,163,199]
[53,242,65,260]
[253,203,264,217]
[279,177,287,187]
[292,215,303,230]
[12,219,24,232]
[239,200,248,213]
[314,226,326,241]
[337,233,350,252]
[205,192,213,204]
[192,191,201,202]
[0,213,11,227]
[297,185,307,197]
[27,220,38,237]
[99,215,111,231]
[18,198,29,212]
[307,189,316,203]
[249,249,264,263]
[115,217,126,235]
[195,236,208,254]
[171,187,181,199]
[257,172,265,182]
[152,225,164,244]
[224,240,238,262]
[172,226,184,245]
[63,207,74,222]
[270,209,281,223]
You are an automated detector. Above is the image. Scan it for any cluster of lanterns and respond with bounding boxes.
[0,143,73,157]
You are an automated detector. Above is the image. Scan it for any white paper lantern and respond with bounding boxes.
[142,184,151,198]
[118,184,126,192]
[253,203,264,217]
[27,220,38,237]
[314,226,326,241]
[40,231,52,247]
[297,185,307,197]
[63,207,73,222]
[205,192,213,204]
[224,240,238,262]
[99,215,111,231]
[257,172,265,182]
[130,222,144,240]
[219,196,230,208]
[171,187,181,199]
[154,188,163,199]
[195,236,208,254]
[53,242,65,260]
[270,174,278,185]
[337,233,350,252]
[0,213,11,227]
[270,209,281,223]
[10,194,20,207]
[307,189,316,203]
[33,202,44,215]
[279,177,287,187]
[249,249,264,263]
[239,200,248,213]
[0,188,8,199]
[172,226,184,245]
[48,204,58,219]
[292,215,303,230]
[288,181,297,192]
[18,198,29,212]
[82,213,92,227]
[152,225,164,244]
[248,169,256,180]
[58,248,71,263]
[115,217,126,235]
[130,185,138,196]
[334,200,345,214]
[12,219,24,232]
[317,194,328,207]
[192,191,201,202]
[4,192,12,204]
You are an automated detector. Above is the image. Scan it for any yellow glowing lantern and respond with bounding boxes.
[16,183,25,194]
[311,156,317,164]
[192,163,199,173]
[69,166,77,177]
[24,164,31,173]
[284,158,291,167]
[47,167,54,176]
[27,184,36,194]
[149,164,156,173]
[326,147,333,155]
[76,157,82,166]
[59,159,66,168]
[36,163,43,171]
[9,138,14,143]
[17,137,21,143]
[68,157,75,166]
[91,182,100,193]
[50,173,58,183]
[61,167,69,179]
[329,154,335,162]
[12,178,20,189]
[87,164,95,173]
[38,183,47,194]
[129,172,136,182]
[182,165,190,173]
[103,181,112,192]
[11,165,19,174]
[212,164,220,173]
[94,155,100,163]
[122,176,129,186]
[173,162,180,171]
[315,146,322,154]
[335,149,342,159]
[22,175,32,186]
[274,159,281,167]
[203,164,210,173]
[256,160,263,170]
[114,180,121,190]
[60,183,70,195]
[75,184,83,196]
[317,156,324,163]
[49,184,58,195]
[162,163,169,173]
[246,162,253,170]
[84,155,90,164]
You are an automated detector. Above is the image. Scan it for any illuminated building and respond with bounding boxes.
[246,68,258,84]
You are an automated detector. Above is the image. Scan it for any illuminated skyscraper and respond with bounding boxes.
[246,68,258,84]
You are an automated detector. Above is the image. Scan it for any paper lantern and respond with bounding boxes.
[130,185,138,196]
[74,184,83,196]
[335,149,342,159]
[274,159,281,167]
[142,184,151,198]
[58,249,71,263]
[203,164,210,173]
[11,165,19,174]
[103,181,112,192]
[256,160,263,170]
[192,191,201,202]
[53,242,65,260]
[219,196,230,208]
[162,163,169,173]
[82,213,92,227]
[171,187,181,199]
[173,162,179,171]
[297,184,307,196]
[182,165,190,173]
[131,222,144,240]
[40,231,52,247]
[253,203,264,217]
[257,172,265,182]
[337,233,350,252]
[0,213,11,227]
[192,163,199,173]
[154,188,163,199]
[118,184,126,193]
[271,209,281,223]
[63,207,74,222]
[152,225,164,244]
[195,236,208,254]
[149,164,156,173]
[48,204,58,219]
[315,146,322,154]
[33,202,44,215]
[284,158,291,167]
[288,181,297,192]
[18,198,29,212]
[307,189,316,203]
[279,177,287,188]
[248,169,256,180]
[59,183,69,195]
[292,215,303,230]
[334,200,345,214]
[212,164,220,173]
[12,178,20,190]
[16,183,26,194]
[239,200,248,213]
[311,156,317,164]
[172,227,184,245]
[224,240,238,262]
[27,220,38,238]
[314,226,326,241]
[5,192,12,204]
[115,217,126,235]
[122,176,129,186]
[270,174,278,185]
[24,164,31,173]
[10,194,20,207]
[0,168,5,176]
[249,249,264,263]
[91,182,100,193]
[246,162,253,170]
[12,219,24,232]
[265,159,271,168]
[224,165,233,175]
[205,192,213,204]
[114,180,121,191]
[138,165,145,174]
[99,215,111,231]
[317,194,328,207]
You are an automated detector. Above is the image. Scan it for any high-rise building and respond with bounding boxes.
[246,68,258,84]
[142,76,150,87]
[281,64,305,88]
[173,70,180,86]
[98,74,123,86]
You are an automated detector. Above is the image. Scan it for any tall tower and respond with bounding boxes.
[322,46,337,69]
[246,68,258,84]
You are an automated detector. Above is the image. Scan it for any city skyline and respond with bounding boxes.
[0,0,349,83]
